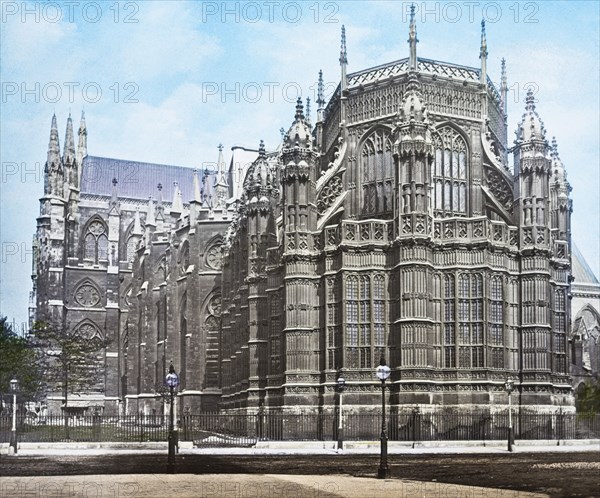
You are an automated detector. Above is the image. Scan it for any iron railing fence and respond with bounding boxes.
[1,412,599,446]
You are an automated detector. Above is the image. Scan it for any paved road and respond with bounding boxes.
[1,450,599,497]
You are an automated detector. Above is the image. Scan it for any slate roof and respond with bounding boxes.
[572,243,600,285]
[80,155,217,202]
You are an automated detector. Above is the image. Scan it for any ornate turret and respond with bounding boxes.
[394,73,433,218]
[513,88,551,247]
[281,98,318,253]
[516,89,547,144]
[549,137,572,247]
[283,98,314,151]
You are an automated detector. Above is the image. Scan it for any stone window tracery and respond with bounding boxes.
[76,322,103,341]
[361,129,394,217]
[83,219,108,264]
[74,282,101,307]
[206,243,223,270]
[270,294,281,373]
[457,273,484,368]
[345,274,386,369]
[179,241,190,275]
[125,223,145,266]
[432,128,467,217]
[489,276,504,369]
[443,274,456,368]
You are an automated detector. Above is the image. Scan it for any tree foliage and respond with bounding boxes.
[576,380,600,414]
[0,317,42,401]
[31,321,111,406]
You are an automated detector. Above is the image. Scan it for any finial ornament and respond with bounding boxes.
[157,183,163,192]
[551,136,559,158]
[339,25,348,65]
[112,178,118,187]
[480,18,488,58]
[259,139,266,157]
[295,97,304,120]
[317,70,324,106]
[218,143,223,152]
[525,88,535,110]
[408,4,418,70]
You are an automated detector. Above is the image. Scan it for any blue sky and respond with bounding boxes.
[1,0,599,328]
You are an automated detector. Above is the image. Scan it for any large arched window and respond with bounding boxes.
[361,129,394,217]
[269,294,281,374]
[83,218,108,264]
[125,221,145,267]
[432,127,467,217]
[489,276,504,369]
[443,274,456,368]
[457,273,484,368]
[345,274,386,369]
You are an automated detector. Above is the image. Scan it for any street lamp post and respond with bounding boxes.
[9,378,18,455]
[165,364,180,473]
[337,375,346,451]
[505,379,514,452]
[376,358,391,479]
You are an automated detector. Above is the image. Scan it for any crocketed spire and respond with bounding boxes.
[245,140,272,192]
[283,98,313,150]
[515,88,546,143]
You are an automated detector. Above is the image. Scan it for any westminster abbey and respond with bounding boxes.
[34,14,595,416]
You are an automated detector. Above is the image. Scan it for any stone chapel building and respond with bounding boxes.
[33,14,594,415]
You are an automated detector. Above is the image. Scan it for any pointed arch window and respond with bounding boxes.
[432,127,467,217]
[83,219,108,263]
[345,274,387,369]
[270,293,282,373]
[361,129,394,217]
[125,222,145,267]
[179,241,190,275]
[457,273,484,368]
[443,274,456,368]
[489,276,504,369]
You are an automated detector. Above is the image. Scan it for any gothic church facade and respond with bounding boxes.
[34,16,580,415]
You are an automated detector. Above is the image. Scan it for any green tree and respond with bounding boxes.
[576,380,600,414]
[0,317,43,405]
[31,321,111,412]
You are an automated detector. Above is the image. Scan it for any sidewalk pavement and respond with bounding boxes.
[0,473,550,498]
[1,439,599,456]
